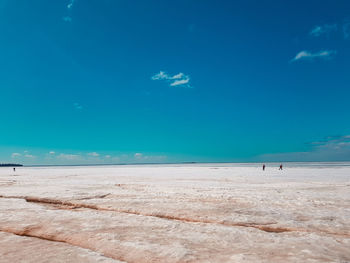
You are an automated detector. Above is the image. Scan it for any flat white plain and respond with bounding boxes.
[0,164,349,262]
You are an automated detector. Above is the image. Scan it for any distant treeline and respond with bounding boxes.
[0,163,23,167]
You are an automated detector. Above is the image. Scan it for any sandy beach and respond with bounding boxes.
[0,163,349,262]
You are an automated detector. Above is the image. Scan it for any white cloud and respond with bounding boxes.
[62,0,75,22]
[151,71,169,80]
[57,153,81,160]
[310,26,322,36]
[24,154,35,158]
[11,153,21,158]
[88,152,100,157]
[134,153,143,158]
[151,71,192,88]
[309,24,337,37]
[49,151,55,155]
[105,155,111,158]
[309,20,350,40]
[131,153,167,163]
[170,78,190,87]
[171,73,185,79]
[67,0,75,9]
[290,50,336,62]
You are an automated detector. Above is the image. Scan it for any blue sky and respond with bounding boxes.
[1,0,350,164]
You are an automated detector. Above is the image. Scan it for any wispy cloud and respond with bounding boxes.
[11,153,21,158]
[257,135,350,162]
[57,153,81,160]
[307,135,350,146]
[88,152,99,157]
[170,78,190,87]
[74,103,83,110]
[67,0,75,9]
[309,19,350,40]
[151,71,169,81]
[133,152,167,163]
[343,21,350,39]
[10,152,35,161]
[7,150,168,165]
[62,16,72,22]
[134,153,143,158]
[309,24,337,37]
[290,50,336,62]
[151,71,192,88]
[62,0,75,22]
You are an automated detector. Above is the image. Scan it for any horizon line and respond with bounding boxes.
[6,160,350,168]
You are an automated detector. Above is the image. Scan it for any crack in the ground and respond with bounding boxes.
[76,193,111,200]
[0,227,128,263]
[24,196,292,233]
[23,196,342,235]
[1,195,349,236]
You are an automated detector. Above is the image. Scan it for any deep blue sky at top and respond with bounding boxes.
[0,0,350,164]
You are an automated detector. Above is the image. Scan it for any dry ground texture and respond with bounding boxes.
[0,164,349,262]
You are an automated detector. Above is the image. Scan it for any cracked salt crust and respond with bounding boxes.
[0,164,349,262]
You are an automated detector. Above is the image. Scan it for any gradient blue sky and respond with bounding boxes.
[1,0,350,164]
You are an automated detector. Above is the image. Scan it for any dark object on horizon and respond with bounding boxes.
[262,164,265,171]
[0,163,23,167]
[279,164,283,170]
[13,167,16,172]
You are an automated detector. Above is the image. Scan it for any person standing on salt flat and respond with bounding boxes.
[279,164,283,170]
[262,164,266,171]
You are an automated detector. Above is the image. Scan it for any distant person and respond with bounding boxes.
[13,167,16,172]
[279,164,283,170]
[262,164,265,171]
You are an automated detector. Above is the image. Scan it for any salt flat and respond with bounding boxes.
[0,163,349,263]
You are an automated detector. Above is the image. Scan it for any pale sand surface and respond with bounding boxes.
[0,164,349,262]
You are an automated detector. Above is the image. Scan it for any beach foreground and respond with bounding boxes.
[0,164,349,262]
